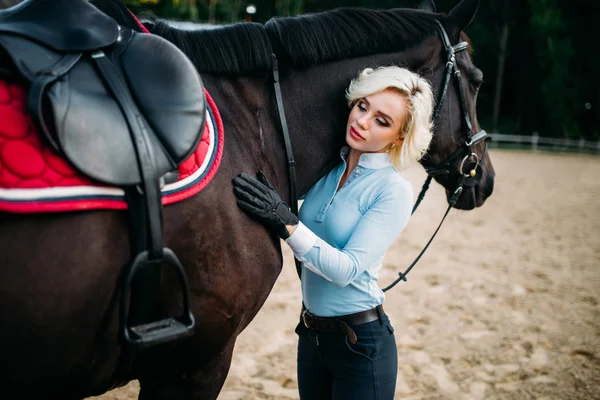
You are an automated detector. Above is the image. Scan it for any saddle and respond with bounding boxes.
[0,0,204,347]
[0,0,205,185]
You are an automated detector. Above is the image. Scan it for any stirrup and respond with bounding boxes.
[120,248,195,348]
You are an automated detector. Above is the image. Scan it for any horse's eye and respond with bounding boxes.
[473,79,483,91]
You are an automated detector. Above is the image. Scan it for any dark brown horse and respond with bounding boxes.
[0,0,493,398]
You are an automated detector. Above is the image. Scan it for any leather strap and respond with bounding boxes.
[301,306,385,344]
[411,175,433,215]
[92,50,163,259]
[92,49,163,329]
[272,54,302,279]
[306,318,357,344]
[382,193,458,291]
[338,305,383,325]
[383,21,488,290]
[433,58,454,119]
[28,52,82,151]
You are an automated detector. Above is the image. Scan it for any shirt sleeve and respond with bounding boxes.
[285,181,412,287]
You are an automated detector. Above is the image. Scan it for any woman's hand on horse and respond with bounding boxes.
[233,171,298,239]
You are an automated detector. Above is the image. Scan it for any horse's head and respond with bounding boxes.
[262,0,493,210]
[418,0,494,210]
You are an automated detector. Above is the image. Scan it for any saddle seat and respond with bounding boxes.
[0,0,206,186]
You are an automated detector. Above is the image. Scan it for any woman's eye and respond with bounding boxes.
[376,118,388,126]
[357,102,367,111]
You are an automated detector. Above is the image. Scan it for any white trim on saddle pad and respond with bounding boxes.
[0,104,221,212]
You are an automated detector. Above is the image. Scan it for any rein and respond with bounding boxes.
[271,20,490,286]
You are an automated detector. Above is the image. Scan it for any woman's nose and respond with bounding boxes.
[357,115,369,129]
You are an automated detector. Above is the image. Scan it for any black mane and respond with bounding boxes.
[146,21,273,75]
[265,8,440,68]
[146,8,440,75]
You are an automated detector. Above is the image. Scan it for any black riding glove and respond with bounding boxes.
[232,171,298,239]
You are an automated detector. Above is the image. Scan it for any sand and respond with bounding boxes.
[93,150,600,400]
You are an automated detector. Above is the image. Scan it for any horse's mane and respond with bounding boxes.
[265,8,440,68]
[146,21,273,75]
[146,8,440,75]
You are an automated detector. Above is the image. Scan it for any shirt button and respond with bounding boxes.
[355,169,361,174]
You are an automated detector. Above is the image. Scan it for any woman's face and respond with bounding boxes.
[345,89,408,153]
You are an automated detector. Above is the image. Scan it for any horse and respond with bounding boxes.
[0,0,493,398]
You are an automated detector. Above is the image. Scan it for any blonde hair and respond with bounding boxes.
[345,66,434,170]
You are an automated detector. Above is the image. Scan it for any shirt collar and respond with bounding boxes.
[339,146,392,170]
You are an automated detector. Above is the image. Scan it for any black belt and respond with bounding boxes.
[301,305,384,344]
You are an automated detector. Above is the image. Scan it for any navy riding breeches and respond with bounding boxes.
[295,314,398,400]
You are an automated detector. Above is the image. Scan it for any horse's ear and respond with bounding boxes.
[446,0,480,31]
[418,0,437,13]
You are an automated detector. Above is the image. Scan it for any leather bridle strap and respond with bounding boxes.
[383,21,488,291]
[412,20,489,212]
[433,20,470,127]
[425,130,488,177]
[272,54,302,279]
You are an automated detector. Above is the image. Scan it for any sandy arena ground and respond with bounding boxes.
[92,149,600,400]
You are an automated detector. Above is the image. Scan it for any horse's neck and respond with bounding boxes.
[282,46,435,196]
[202,74,299,193]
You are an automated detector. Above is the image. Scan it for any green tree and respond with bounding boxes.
[529,0,576,137]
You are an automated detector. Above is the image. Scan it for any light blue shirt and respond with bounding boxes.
[286,147,413,317]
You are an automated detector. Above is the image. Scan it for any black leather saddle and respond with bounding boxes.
[0,0,202,348]
[0,0,206,185]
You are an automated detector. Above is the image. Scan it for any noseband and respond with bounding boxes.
[271,20,489,285]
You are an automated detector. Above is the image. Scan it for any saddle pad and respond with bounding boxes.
[0,80,224,213]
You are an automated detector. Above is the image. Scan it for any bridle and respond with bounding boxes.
[271,19,489,287]
[382,20,490,290]
[412,20,489,214]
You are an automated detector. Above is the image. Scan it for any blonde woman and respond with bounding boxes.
[233,66,434,399]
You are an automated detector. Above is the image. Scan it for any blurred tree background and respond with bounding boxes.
[0,0,598,139]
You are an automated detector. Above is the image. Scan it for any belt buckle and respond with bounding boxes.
[302,310,312,329]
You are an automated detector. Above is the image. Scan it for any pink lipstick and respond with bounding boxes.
[350,127,365,141]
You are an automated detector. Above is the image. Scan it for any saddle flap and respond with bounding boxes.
[0,0,118,52]
[0,35,66,82]
[121,33,206,164]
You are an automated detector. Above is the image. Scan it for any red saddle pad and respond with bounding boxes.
[0,80,224,213]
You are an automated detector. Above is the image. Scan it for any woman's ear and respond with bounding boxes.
[389,137,403,150]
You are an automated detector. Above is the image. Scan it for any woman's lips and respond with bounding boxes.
[350,127,365,141]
